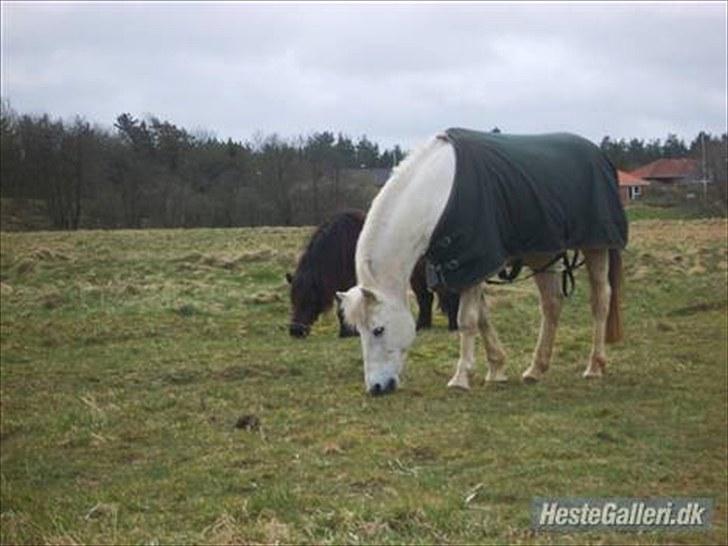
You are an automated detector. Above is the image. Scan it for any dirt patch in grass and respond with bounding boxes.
[173,303,205,317]
[245,291,282,304]
[13,259,36,277]
[408,445,439,462]
[234,414,260,430]
[122,284,141,296]
[214,365,249,381]
[161,370,201,385]
[40,291,66,309]
[667,300,727,317]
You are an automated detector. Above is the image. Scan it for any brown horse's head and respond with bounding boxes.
[285,210,364,338]
[286,271,326,338]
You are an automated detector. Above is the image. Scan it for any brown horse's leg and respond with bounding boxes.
[477,290,508,382]
[447,283,481,390]
[415,288,434,330]
[442,289,460,331]
[522,270,563,383]
[583,248,610,378]
[410,258,433,329]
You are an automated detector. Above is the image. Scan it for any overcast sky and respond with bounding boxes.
[1,1,726,149]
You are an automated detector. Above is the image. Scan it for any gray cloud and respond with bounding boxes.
[1,2,725,149]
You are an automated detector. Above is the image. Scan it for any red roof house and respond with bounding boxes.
[617,170,650,204]
[629,158,701,185]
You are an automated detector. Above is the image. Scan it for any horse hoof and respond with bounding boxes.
[486,372,508,383]
[289,324,309,338]
[522,374,539,384]
[583,359,605,379]
[447,376,470,390]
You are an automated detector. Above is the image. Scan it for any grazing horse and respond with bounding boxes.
[287,209,458,338]
[337,129,627,395]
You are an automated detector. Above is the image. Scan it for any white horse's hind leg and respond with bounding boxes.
[447,284,480,390]
[522,271,564,383]
[583,248,610,378]
[478,291,508,382]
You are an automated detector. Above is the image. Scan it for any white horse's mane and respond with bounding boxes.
[377,134,444,203]
[357,134,446,288]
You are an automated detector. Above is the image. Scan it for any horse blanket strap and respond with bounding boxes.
[481,250,585,297]
[425,128,628,291]
[560,250,585,297]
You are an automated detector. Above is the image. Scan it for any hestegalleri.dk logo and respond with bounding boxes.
[532,497,713,532]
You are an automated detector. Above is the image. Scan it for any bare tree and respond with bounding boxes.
[259,135,298,225]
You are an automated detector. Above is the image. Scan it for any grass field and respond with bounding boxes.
[1,219,726,545]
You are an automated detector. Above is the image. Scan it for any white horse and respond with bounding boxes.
[337,133,623,395]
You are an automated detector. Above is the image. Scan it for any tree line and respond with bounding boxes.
[599,132,726,174]
[0,102,404,230]
[1,101,725,230]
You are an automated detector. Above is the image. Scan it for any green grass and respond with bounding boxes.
[625,202,725,222]
[1,220,727,545]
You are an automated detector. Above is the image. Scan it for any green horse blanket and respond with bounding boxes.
[426,128,628,290]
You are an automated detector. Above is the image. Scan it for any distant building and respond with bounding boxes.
[629,158,701,185]
[617,170,650,204]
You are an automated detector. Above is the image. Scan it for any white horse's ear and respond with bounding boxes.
[338,286,368,327]
[360,286,380,304]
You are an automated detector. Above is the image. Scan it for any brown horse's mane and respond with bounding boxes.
[290,209,365,325]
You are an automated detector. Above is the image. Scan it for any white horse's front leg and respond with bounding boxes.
[447,284,480,390]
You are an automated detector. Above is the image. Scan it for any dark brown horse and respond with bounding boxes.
[286,209,458,338]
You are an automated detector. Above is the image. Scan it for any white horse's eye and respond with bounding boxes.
[373,326,385,337]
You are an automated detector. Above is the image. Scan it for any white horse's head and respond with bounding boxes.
[336,286,416,395]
